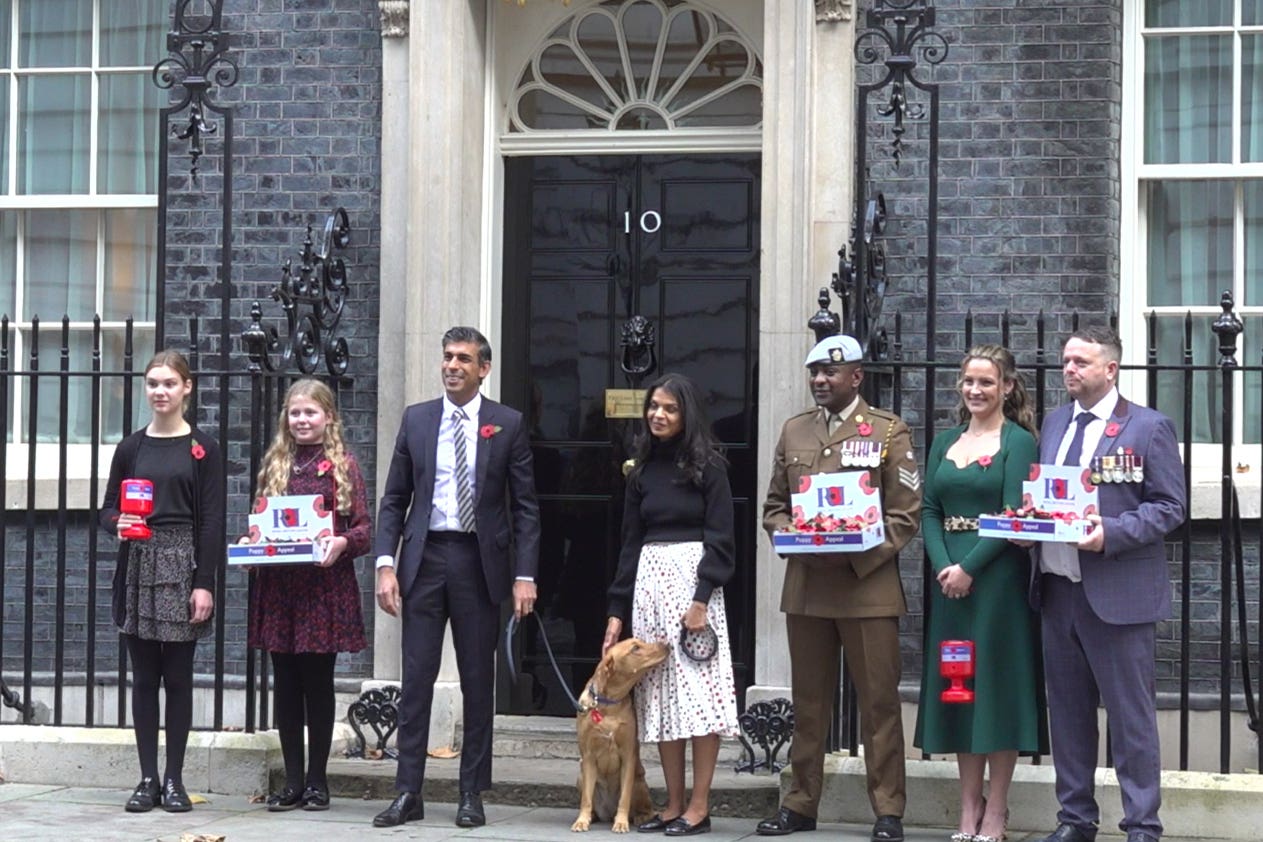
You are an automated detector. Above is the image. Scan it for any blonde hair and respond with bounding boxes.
[954,343,1036,435]
[255,379,353,513]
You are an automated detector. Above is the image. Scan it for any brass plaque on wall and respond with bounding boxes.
[604,389,643,419]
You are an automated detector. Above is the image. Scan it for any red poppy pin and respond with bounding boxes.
[316,459,333,477]
[1124,447,1133,456]
[480,424,502,439]
[190,439,206,460]
[857,422,873,437]
[1104,422,1120,437]
[977,455,992,470]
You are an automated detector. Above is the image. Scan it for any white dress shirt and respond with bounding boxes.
[1040,387,1119,581]
[430,393,481,532]
[375,394,481,570]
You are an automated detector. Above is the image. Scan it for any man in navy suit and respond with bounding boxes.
[1030,326,1186,842]
[371,326,540,829]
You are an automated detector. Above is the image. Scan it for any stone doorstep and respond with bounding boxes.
[819,754,1263,841]
[4,724,1261,839]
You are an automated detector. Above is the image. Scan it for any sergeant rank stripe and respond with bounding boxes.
[898,465,921,491]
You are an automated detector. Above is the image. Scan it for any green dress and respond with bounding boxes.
[913,420,1048,755]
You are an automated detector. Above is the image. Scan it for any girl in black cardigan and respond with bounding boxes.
[100,350,224,814]
[603,373,739,837]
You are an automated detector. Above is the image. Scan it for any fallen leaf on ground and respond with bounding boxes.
[248,792,266,804]
[365,748,384,760]
[427,746,459,759]
[189,793,209,804]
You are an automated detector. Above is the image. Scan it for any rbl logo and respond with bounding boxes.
[817,486,846,507]
[1046,478,1070,500]
[274,508,303,528]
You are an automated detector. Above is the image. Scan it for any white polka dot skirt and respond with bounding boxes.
[631,541,740,742]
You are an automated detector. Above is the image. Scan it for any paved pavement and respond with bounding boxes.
[0,783,1217,842]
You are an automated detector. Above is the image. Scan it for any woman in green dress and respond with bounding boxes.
[914,344,1048,842]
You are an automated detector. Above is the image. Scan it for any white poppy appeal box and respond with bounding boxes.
[227,494,333,565]
[977,464,1097,543]
[772,470,885,554]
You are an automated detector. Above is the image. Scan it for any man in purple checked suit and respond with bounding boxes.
[1029,326,1186,842]
[371,326,541,830]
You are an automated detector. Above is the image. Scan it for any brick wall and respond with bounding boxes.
[158,0,383,680]
[1,0,383,699]
[855,0,1260,701]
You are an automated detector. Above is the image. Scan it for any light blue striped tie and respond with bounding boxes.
[452,408,475,531]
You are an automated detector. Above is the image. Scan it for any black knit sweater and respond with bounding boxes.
[607,439,736,624]
[100,427,225,626]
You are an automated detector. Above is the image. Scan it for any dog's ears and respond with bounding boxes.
[598,653,613,681]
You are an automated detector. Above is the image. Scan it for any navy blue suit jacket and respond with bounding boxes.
[1030,397,1186,625]
[373,396,540,603]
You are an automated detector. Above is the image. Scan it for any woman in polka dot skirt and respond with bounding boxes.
[603,372,740,837]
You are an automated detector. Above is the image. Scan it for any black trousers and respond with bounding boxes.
[395,531,498,794]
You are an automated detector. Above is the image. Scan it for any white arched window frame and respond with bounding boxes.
[500,0,763,155]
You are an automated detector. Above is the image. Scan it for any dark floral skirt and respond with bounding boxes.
[122,525,210,642]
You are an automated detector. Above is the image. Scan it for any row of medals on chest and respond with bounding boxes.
[824,415,882,468]
[1091,448,1143,484]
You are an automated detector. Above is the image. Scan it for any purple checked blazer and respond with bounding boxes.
[1030,397,1187,625]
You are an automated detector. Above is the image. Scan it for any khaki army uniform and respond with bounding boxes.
[763,397,922,820]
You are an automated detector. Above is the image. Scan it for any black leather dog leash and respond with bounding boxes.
[503,613,582,711]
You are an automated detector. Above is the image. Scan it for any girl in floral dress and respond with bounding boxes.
[604,372,740,837]
[247,379,371,812]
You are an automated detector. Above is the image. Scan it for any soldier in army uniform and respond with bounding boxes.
[755,334,922,842]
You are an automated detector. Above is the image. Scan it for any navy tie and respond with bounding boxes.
[1061,412,1096,466]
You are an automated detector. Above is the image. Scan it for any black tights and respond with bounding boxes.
[270,651,337,790]
[125,635,197,785]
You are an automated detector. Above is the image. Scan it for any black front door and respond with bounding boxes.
[498,153,761,716]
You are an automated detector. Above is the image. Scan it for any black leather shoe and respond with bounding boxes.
[665,815,711,836]
[756,807,817,835]
[639,814,681,833]
[124,777,161,813]
[372,792,424,827]
[266,785,303,812]
[1037,825,1096,842]
[302,784,330,811]
[161,779,192,813]
[456,791,486,827]
[871,815,904,842]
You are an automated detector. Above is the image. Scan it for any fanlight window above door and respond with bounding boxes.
[509,0,763,132]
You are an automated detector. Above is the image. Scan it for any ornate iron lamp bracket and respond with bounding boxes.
[854,0,947,167]
[242,208,353,375]
[152,0,239,181]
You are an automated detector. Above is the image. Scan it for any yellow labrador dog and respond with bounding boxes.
[571,637,669,833]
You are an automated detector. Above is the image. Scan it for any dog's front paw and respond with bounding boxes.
[571,816,592,832]
[612,814,631,833]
